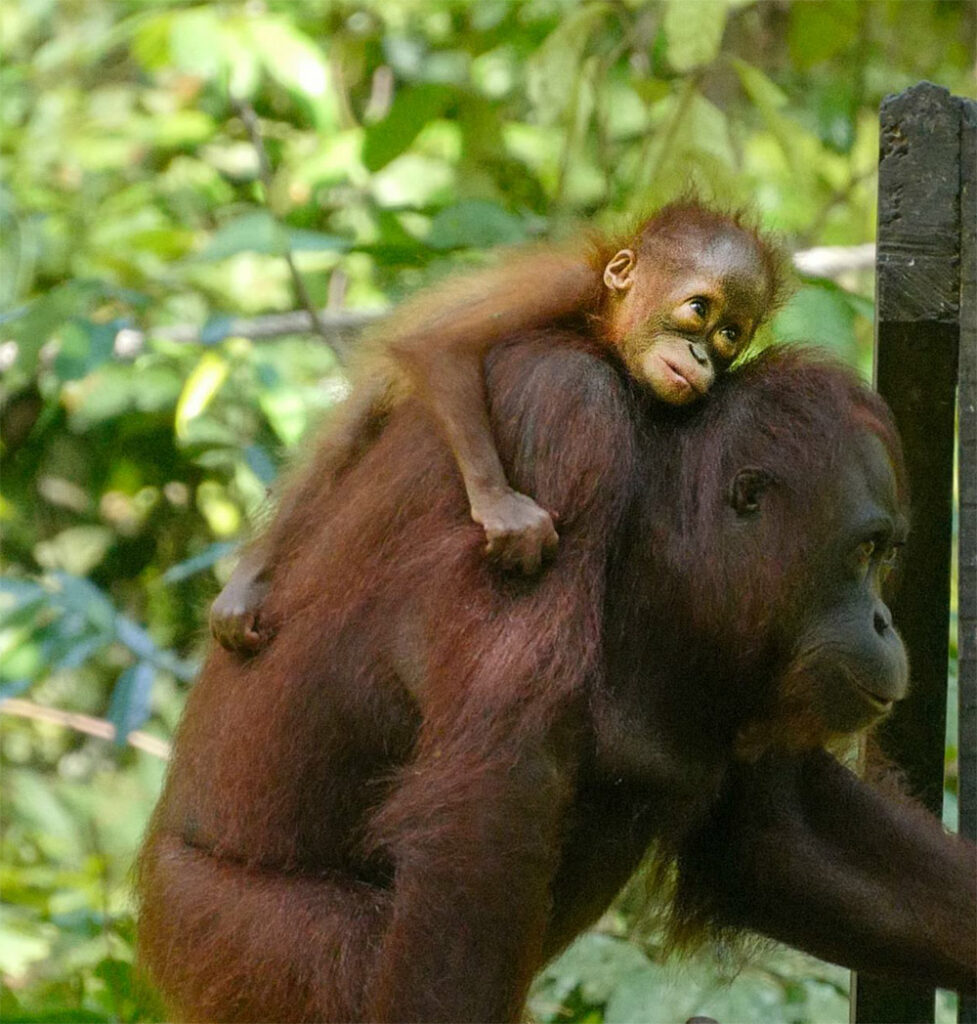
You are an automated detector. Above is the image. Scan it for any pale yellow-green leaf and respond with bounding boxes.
[219,19,262,99]
[196,481,241,537]
[526,3,610,125]
[246,16,338,130]
[130,13,172,71]
[0,915,53,975]
[636,88,736,200]
[730,58,788,110]
[175,352,229,439]
[663,0,729,73]
[34,526,113,575]
[169,7,222,78]
[733,58,817,182]
[259,389,309,447]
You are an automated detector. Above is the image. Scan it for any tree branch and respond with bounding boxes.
[1,697,170,760]
[792,242,875,278]
[113,244,877,357]
[233,97,345,363]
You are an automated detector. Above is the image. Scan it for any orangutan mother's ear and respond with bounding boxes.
[729,467,773,516]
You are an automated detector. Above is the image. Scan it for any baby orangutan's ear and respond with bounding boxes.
[603,249,637,293]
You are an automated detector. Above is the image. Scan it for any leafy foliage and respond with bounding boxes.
[1,1,972,1019]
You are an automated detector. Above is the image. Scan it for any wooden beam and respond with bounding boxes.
[852,81,963,1024]
[956,95,977,1024]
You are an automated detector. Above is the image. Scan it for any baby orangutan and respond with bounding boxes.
[211,202,786,653]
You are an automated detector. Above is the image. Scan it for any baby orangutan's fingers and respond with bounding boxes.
[479,491,559,576]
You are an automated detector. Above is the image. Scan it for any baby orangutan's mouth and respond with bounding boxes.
[659,354,706,395]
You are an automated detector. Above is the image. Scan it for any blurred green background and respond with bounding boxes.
[1,1,973,1021]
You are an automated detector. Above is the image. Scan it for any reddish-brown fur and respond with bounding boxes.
[138,337,975,1022]
[210,202,787,650]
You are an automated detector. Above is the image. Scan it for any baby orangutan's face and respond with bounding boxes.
[603,230,772,405]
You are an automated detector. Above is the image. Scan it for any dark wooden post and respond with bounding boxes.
[957,95,977,1024]
[851,82,973,1024]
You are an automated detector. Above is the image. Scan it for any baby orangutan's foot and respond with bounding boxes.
[210,551,272,655]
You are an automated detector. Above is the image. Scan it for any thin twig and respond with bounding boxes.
[1,697,170,759]
[233,97,345,363]
[639,73,703,195]
[114,242,868,352]
[109,243,873,357]
[117,306,381,353]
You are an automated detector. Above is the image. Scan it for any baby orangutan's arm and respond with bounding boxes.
[211,203,786,651]
[385,250,599,574]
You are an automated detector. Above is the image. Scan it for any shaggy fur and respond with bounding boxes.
[138,338,975,1023]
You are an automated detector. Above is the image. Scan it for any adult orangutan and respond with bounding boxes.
[137,339,976,1023]
[210,202,786,651]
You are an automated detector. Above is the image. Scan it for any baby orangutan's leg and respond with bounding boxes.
[210,374,394,655]
[209,543,271,654]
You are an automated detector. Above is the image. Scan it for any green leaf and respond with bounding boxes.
[788,0,859,69]
[362,84,454,172]
[169,7,222,78]
[636,89,735,199]
[196,211,348,262]
[258,388,309,446]
[114,616,195,680]
[813,80,857,153]
[426,200,525,250]
[663,0,729,72]
[106,662,156,745]
[731,58,788,111]
[131,13,172,71]
[139,109,215,150]
[244,443,278,486]
[771,283,858,363]
[196,211,283,261]
[603,964,687,1024]
[220,19,262,99]
[200,314,237,346]
[0,578,47,617]
[52,319,117,382]
[50,634,106,672]
[8,771,81,847]
[161,541,237,584]
[533,933,651,1010]
[247,17,337,129]
[50,572,116,634]
[732,58,808,176]
[0,914,51,977]
[287,228,351,253]
[0,678,33,700]
[6,282,104,372]
[526,4,610,125]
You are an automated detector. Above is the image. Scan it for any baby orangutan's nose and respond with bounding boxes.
[689,341,710,366]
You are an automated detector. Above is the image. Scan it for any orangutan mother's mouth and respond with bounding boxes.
[855,681,895,711]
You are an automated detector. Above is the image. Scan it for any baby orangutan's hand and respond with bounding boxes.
[471,488,559,576]
[210,550,272,654]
